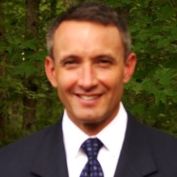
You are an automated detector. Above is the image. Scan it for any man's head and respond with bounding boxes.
[45,1,136,135]
[46,1,131,59]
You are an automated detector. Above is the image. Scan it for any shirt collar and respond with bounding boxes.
[62,112,89,158]
[62,102,127,158]
[97,103,127,156]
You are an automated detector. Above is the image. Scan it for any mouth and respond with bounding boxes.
[78,95,100,100]
[75,94,103,102]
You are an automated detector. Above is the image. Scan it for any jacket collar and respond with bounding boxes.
[114,115,158,177]
[30,114,158,177]
[30,122,69,177]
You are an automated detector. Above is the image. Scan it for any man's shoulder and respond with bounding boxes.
[116,114,177,176]
[0,122,61,165]
[145,122,177,153]
[128,114,177,154]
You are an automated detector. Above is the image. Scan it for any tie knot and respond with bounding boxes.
[81,138,103,160]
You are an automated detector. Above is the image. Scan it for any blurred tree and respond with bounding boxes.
[22,0,40,129]
[0,0,177,147]
[0,0,6,141]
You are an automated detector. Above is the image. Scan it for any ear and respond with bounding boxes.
[44,56,57,88]
[123,52,137,83]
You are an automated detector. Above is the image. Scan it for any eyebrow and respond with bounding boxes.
[59,54,81,63]
[58,52,118,64]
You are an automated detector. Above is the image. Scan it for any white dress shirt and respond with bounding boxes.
[62,102,128,177]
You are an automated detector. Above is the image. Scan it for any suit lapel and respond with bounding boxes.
[30,121,69,177]
[114,115,158,177]
[29,114,158,177]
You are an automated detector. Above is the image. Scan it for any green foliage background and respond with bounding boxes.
[0,0,177,146]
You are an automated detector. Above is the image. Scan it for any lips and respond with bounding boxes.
[78,95,100,100]
[75,93,102,101]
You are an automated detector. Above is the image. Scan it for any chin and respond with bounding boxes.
[79,116,104,124]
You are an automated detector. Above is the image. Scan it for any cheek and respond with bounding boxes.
[98,70,124,89]
[56,77,70,103]
[56,71,77,93]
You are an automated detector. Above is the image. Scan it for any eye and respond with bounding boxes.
[60,56,80,69]
[96,55,114,67]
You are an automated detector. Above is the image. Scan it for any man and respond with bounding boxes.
[0,1,177,177]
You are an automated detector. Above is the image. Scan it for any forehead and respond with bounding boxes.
[52,21,124,56]
[54,20,121,40]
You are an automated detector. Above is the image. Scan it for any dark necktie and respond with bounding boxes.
[80,138,104,177]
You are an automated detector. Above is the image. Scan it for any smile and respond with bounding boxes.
[79,95,100,100]
[75,94,102,101]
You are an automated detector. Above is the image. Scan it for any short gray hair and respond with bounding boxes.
[46,1,132,59]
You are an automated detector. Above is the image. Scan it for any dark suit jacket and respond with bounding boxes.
[0,115,177,177]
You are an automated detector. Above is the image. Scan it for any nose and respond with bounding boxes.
[78,63,97,90]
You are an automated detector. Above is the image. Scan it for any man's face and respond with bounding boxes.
[45,21,136,134]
